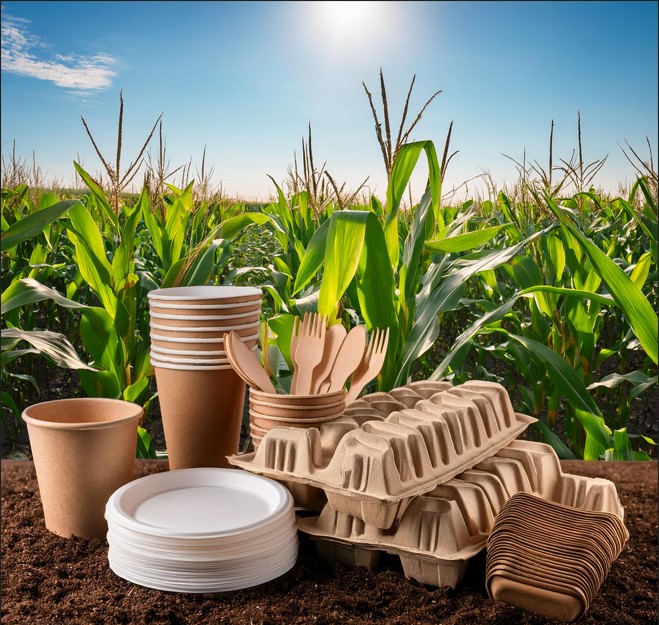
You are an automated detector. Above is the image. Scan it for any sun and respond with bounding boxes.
[322,1,372,37]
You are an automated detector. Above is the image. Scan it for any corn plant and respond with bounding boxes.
[432,184,657,460]
[266,140,550,401]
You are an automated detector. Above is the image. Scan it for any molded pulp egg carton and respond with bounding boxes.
[229,381,536,528]
[297,439,627,589]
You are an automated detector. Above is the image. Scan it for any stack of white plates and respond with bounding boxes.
[105,468,298,593]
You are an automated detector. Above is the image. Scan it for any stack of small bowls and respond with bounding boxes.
[485,492,629,622]
[248,388,346,450]
[147,286,262,469]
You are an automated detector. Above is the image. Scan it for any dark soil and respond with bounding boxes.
[1,459,656,625]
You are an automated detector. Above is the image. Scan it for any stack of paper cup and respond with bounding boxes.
[148,286,262,469]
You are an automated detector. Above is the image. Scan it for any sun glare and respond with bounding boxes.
[322,1,372,37]
[302,1,399,60]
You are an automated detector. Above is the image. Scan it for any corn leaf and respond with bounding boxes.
[73,162,117,227]
[546,195,658,364]
[66,203,118,317]
[507,334,613,450]
[1,328,97,371]
[1,199,81,249]
[318,211,369,322]
[292,219,332,295]
[534,420,577,459]
[1,277,89,316]
[425,224,509,253]
[384,141,441,268]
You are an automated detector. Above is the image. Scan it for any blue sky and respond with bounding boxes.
[1,1,657,202]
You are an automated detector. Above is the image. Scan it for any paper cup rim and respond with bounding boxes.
[149,310,260,321]
[150,321,260,333]
[152,359,235,371]
[150,331,260,344]
[150,352,230,365]
[22,397,143,430]
[147,286,261,302]
[148,301,261,311]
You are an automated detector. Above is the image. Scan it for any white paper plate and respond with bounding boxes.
[105,468,299,592]
[106,518,297,559]
[107,549,298,593]
[105,468,292,538]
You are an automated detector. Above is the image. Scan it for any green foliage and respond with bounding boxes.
[1,149,657,463]
[1,166,265,456]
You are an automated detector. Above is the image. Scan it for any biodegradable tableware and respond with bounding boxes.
[249,388,345,406]
[249,395,345,412]
[149,358,234,371]
[289,316,301,364]
[149,322,259,339]
[22,397,143,539]
[149,301,261,315]
[320,325,367,393]
[150,332,259,352]
[149,312,261,328]
[154,365,245,469]
[147,285,262,306]
[310,324,348,394]
[150,344,227,357]
[291,313,327,395]
[105,468,298,593]
[487,575,586,623]
[150,351,230,365]
[249,413,343,430]
[224,332,277,394]
[345,327,390,404]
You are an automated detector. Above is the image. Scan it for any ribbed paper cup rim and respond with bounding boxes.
[149,310,260,321]
[150,345,227,357]
[150,331,260,344]
[147,286,262,302]
[151,358,235,371]
[249,388,345,405]
[150,321,260,333]
[249,396,346,411]
[149,301,262,311]
[150,351,230,365]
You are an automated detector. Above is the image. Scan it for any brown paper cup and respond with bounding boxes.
[149,302,262,316]
[22,398,143,539]
[154,365,246,470]
[148,311,261,327]
[147,285,262,306]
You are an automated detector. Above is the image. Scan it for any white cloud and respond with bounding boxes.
[1,13,118,91]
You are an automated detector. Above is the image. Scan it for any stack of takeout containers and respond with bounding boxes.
[485,491,629,622]
[247,388,346,450]
[105,468,298,593]
[147,285,262,469]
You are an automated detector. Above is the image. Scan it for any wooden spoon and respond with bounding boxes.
[224,332,277,394]
[311,323,348,394]
[321,325,367,393]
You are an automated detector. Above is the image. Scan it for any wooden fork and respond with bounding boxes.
[291,312,326,395]
[344,327,390,404]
